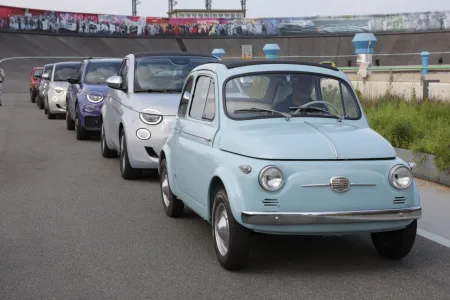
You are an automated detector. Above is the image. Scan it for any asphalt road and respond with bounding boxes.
[1,92,450,300]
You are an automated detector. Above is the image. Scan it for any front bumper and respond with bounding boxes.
[80,104,103,131]
[241,206,422,225]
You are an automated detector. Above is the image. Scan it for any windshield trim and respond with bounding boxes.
[133,56,218,93]
[221,71,363,122]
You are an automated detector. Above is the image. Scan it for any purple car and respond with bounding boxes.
[65,58,122,140]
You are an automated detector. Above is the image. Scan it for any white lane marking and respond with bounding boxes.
[417,228,450,248]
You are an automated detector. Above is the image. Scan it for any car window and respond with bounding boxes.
[203,81,215,121]
[178,76,194,118]
[33,69,43,78]
[53,64,81,81]
[118,59,129,90]
[133,56,216,93]
[85,61,121,85]
[189,76,213,120]
[43,65,53,78]
[224,73,361,121]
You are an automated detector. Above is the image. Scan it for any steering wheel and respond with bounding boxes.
[295,101,341,115]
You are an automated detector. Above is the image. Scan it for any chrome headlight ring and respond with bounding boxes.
[389,164,413,189]
[139,112,163,125]
[86,91,104,103]
[258,165,284,192]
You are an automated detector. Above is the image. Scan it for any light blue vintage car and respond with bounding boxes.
[158,60,422,270]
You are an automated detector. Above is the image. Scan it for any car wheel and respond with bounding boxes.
[38,96,44,109]
[119,128,141,180]
[66,109,75,130]
[212,187,250,270]
[75,105,88,140]
[371,220,417,259]
[101,124,117,158]
[30,92,35,103]
[160,158,184,217]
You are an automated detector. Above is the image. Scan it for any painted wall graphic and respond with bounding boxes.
[0,5,449,37]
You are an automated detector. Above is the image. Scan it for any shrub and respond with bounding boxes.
[360,95,450,172]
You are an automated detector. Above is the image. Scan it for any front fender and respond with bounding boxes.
[211,165,246,225]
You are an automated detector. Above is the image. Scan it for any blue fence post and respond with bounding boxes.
[421,51,430,75]
[212,48,225,60]
[263,44,280,59]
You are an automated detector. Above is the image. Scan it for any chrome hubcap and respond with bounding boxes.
[214,202,229,256]
[161,170,170,207]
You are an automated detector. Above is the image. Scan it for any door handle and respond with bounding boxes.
[183,131,212,142]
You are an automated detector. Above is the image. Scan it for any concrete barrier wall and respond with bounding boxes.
[344,71,450,101]
[395,148,450,187]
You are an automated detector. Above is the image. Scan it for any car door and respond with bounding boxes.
[68,62,84,119]
[176,71,219,207]
[107,58,129,149]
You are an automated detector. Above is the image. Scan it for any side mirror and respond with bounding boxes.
[182,91,190,101]
[41,73,50,80]
[106,76,123,90]
[67,77,79,84]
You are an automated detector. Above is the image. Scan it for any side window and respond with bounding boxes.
[118,59,129,90]
[178,76,194,117]
[189,76,211,120]
[340,82,360,118]
[202,81,215,121]
[77,63,84,81]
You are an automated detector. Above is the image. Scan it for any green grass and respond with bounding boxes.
[359,93,450,172]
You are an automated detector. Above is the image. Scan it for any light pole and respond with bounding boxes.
[132,0,142,16]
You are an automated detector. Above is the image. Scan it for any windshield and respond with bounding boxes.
[84,61,121,84]
[33,69,43,78]
[42,65,53,78]
[224,73,361,121]
[134,56,216,93]
[53,63,81,81]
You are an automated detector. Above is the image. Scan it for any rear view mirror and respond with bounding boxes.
[106,76,123,90]
[41,73,50,80]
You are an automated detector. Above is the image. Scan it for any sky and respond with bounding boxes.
[1,0,450,18]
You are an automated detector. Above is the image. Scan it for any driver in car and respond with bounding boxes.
[273,75,326,113]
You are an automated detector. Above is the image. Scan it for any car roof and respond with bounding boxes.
[210,59,339,71]
[33,67,43,70]
[84,58,123,63]
[132,51,217,59]
[53,61,82,67]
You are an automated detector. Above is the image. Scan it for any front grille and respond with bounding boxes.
[262,199,279,207]
[85,116,102,129]
[393,197,407,204]
[145,147,159,158]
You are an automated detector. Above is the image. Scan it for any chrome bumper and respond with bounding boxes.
[241,207,422,225]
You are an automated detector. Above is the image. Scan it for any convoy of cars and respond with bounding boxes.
[30,53,422,271]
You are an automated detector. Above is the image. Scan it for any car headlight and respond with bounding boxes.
[87,91,104,103]
[389,165,413,189]
[54,88,64,95]
[258,166,284,192]
[139,112,163,125]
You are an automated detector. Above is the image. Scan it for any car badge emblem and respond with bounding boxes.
[330,176,350,193]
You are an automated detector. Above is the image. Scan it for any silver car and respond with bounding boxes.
[43,61,81,119]
[100,52,218,179]
[37,63,53,110]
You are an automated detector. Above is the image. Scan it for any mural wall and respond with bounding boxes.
[0,5,449,37]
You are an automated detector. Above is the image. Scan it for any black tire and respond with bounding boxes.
[47,103,56,119]
[160,159,184,217]
[30,91,36,103]
[75,105,88,140]
[119,128,141,180]
[38,96,44,109]
[44,97,49,114]
[66,109,75,130]
[371,220,417,259]
[211,187,250,270]
[101,124,117,158]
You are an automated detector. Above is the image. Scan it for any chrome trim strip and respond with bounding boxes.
[241,207,421,225]
[301,183,376,187]
[304,121,338,159]
[182,131,212,142]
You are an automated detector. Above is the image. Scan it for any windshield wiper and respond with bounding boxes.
[289,106,345,122]
[234,107,292,120]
